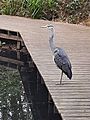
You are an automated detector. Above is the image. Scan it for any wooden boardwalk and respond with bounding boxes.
[0,15,90,120]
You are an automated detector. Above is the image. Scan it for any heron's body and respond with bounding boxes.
[54,47,72,80]
[42,24,72,84]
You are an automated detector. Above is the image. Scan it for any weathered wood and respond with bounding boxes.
[0,15,90,120]
[0,32,22,41]
[17,41,20,49]
[0,56,24,65]
[17,51,20,60]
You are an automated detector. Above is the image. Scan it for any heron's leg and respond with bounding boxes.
[60,71,63,85]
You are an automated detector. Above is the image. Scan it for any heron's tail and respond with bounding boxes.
[67,68,72,80]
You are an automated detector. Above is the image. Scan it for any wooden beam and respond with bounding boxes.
[17,41,20,50]
[0,33,22,41]
[0,56,24,66]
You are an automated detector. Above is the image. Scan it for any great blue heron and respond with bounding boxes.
[41,24,72,85]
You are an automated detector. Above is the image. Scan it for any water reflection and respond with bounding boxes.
[0,66,34,120]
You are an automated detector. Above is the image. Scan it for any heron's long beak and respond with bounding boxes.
[41,25,47,28]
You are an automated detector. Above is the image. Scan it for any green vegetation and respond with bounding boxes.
[0,66,33,120]
[0,0,57,19]
[58,0,90,23]
[0,0,90,23]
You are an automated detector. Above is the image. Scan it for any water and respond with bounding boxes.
[0,66,34,120]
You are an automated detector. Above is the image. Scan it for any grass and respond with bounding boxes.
[0,0,58,19]
[0,0,90,23]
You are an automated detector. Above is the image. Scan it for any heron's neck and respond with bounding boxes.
[48,28,56,53]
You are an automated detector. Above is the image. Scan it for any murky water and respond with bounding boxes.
[0,66,34,120]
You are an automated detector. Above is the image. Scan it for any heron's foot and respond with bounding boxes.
[55,83,64,85]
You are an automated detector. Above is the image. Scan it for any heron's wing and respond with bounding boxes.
[54,53,70,69]
[54,53,63,69]
[58,48,72,68]
[54,49,72,79]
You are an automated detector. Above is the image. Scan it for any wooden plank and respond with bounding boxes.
[0,15,90,120]
[0,33,22,41]
[64,117,90,120]
[0,56,24,65]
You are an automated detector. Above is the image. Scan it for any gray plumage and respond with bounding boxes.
[54,47,72,80]
[41,24,72,84]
